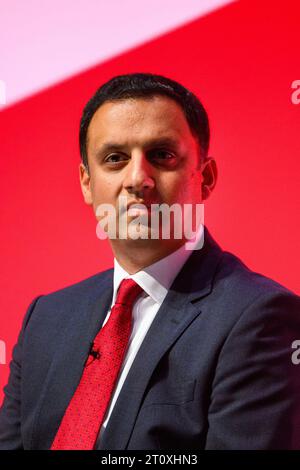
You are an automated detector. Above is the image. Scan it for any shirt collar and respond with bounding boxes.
[112,223,204,306]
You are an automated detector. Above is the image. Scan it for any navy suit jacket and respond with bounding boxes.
[1,226,300,450]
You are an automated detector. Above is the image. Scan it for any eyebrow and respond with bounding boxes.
[95,137,181,157]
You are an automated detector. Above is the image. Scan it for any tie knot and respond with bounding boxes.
[115,278,143,307]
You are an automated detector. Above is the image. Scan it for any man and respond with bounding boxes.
[0,73,299,450]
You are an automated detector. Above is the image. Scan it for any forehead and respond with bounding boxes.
[86,95,196,151]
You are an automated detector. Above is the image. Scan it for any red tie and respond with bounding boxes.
[51,278,143,450]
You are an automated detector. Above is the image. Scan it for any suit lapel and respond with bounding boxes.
[98,226,223,450]
[31,272,114,450]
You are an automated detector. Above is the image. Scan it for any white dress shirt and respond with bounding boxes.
[97,224,204,442]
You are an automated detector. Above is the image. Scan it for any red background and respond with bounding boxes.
[1,0,299,402]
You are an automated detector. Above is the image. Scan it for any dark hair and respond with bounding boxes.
[79,73,210,170]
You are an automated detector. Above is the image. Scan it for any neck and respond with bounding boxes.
[110,238,186,274]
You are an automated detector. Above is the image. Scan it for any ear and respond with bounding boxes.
[79,163,93,205]
[201,157,218,201]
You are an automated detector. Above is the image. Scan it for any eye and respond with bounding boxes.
[150,149,175,160]
[105,153,128,163]
[148,148,179,168]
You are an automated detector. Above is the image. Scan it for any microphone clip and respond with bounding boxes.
[88,342,101,361]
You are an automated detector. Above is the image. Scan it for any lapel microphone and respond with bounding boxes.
[88,342,101,360]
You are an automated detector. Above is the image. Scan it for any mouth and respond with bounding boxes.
[125,198,162,217]
[127,202,153,217]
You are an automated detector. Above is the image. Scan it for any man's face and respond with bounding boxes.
[79,95,215,244]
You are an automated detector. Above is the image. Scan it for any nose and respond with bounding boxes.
[122,150,155,196]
